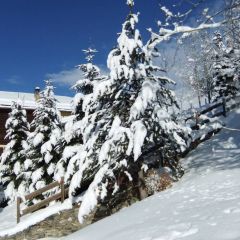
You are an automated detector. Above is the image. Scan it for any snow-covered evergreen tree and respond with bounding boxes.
[73,48,101,119]
[64,0,189,223]
[25,80,62,194]
[212,31,239,101]
[0,101,29,202]
[54,48,106,184]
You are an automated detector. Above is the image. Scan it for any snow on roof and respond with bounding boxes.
[0,91,73,111]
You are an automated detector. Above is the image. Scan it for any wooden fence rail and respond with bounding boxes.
[17,177,66,223]
[186,95,240,130]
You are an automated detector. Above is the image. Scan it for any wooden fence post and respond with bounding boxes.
[60,177,65,203]
[17,197,21,223]
[222,97,226,117]
[195,112,200,125]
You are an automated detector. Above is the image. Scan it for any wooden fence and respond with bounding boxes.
[182,94,240,157]
[186,95,240,130]
[17,177,66,223]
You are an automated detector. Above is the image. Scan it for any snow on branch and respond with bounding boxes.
[158,0,206,27]
[147,21,224,49]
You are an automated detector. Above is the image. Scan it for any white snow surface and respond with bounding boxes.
[0,200,72,237]
[60,108,240,240]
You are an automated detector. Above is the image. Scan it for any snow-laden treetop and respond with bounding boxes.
[42,79,55,99]
[107,12,143,82]
[82,48,98,63]
[44,79,53,88]
[127,0,134,8]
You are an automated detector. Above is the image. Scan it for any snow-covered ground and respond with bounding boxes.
[60,108,240,240]
[0,109,240,240]
[0,199,72,237]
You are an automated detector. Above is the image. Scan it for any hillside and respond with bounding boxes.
[58,109,240,240]
[0,109,239,240]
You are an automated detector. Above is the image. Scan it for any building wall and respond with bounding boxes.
[0,108,10,154]
[60,111,72,117]
[0,108,71,154]
[0,108,34,154]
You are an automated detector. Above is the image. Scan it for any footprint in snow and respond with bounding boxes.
[208,222,217,226]
[154,227,198,240]
[223,207,240,214]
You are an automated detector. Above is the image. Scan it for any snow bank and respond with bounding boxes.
[0,200,72,237]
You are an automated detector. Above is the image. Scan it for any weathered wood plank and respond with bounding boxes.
[199,102,222,115]
[25,181,60,201]
[22,192,62,216]
[60,177,65,203]
[185,102,223,123]
[222,98,226,117]
[212,111,224,118]
[16,197,22,223]
[65,187,69,197]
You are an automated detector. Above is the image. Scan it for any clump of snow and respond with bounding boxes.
[161,6,173,17]
[131,120,147,160]
[78,164,110,223]
[126,0,134,7]
[33,133,44,147]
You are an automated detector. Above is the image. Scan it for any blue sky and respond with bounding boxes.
[0,0,222,96]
